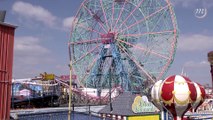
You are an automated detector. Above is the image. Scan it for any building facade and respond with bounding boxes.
[0,21,16,120]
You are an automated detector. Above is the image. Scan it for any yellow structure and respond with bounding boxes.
[128,114,160,120]
[41,72,55,80]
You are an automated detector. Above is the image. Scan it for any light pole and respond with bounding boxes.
[109,66,113,112]
[68,60,72,120]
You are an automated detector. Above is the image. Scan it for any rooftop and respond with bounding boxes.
[99,92,159,116]
[0,22,17,28]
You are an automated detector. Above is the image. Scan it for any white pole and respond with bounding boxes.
[68,60,72,120]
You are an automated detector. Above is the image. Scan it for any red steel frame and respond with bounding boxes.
[0,23,16,120]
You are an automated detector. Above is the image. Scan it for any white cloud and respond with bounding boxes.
[12,1,57,27]
[172,0,199,8]
[12,1,77,30]
[202,1,213,9]
[13,36,55,78]
[172,0,213,8]
[178,34,213,51]
[14,36,51,71]
[184,60,209,68]
[15,36,50,56]
[182,60,211,86]
[63,16,75,29]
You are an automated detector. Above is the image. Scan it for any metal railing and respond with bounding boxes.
[11,110,111,120]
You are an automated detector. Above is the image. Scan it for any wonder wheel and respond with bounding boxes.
[69,0,178,96]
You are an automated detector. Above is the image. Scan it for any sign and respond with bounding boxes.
[132,96,157,113]
[60,75,77,80]
[194,8,207,19]
[60,75,70,80]
[128,115,160,120]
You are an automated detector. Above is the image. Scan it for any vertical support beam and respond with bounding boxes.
[109,65,113,112]
[121,116,124,120]
[0,28,3,119]
[68,60,72,120]
[161,108,169,120]
[210,64,213,91]
[208,51,213,91]
[2,28,9,120]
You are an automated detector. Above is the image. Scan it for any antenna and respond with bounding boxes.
[181,66,188,77]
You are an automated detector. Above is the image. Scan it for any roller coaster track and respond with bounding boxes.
[54,77,122,104]
[12,76,122,105]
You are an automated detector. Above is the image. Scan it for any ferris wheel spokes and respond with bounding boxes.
[112,0,127,31]
[69,38,103,45]
[118,4,170,33]
[80,57,98,83]
[100,0,111,31]
[120,30,174,37]
[117,43,155,83]
[76,24,104,35]
[70,0,178,97]
[117,39,170,60]
[82,4,108,33]
[111,1,115,30]
[72,44,101,64]
[115,0,145,32]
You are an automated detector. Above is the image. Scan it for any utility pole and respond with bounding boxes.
[68,60,72,120]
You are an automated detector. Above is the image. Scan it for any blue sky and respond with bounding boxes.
[0,0,212,86]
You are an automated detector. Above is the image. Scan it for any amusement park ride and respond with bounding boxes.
[68,0,178,100]
[11,74,61,108]
[11,0,179,108]
[9,0,213,110]
[67,1,213,119]
[0,0,212,120]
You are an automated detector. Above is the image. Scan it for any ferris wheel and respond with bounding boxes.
[69,0,178,95]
